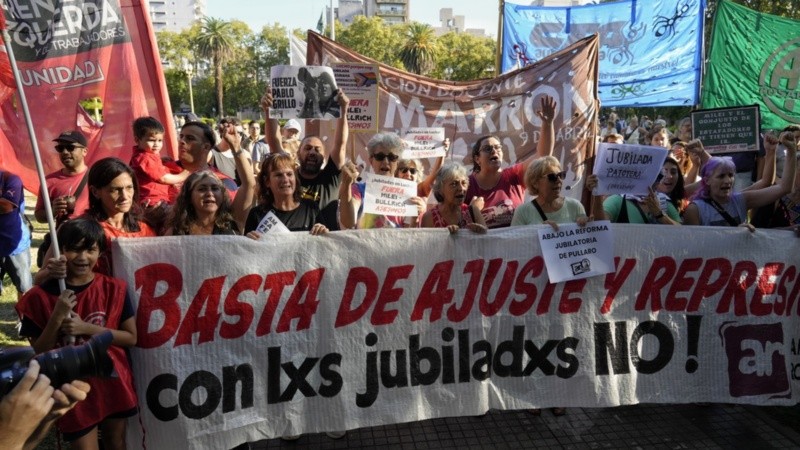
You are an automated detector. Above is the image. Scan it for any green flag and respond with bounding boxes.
[702,0,800,129]
[316,11,324,33]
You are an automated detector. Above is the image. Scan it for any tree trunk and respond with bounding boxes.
[215,55,224,117]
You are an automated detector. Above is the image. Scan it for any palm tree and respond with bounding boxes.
[195,17,235,116]
[399,23,437,76]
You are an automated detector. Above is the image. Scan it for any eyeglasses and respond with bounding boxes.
[545,171,567,183]
[372,152,399,162]
[55,144,82,153]
[480,144,502,153]
[399,167,417,175]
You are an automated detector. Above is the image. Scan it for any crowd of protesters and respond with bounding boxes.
[1,90,799,448]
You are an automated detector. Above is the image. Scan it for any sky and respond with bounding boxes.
[205,0,501,37]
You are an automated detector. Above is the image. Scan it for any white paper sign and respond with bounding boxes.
[255,211,290,237]
[269,65,340,120]
[332,62,379,132]
[593,143,668,195]
[362,172,418,216]
[537,221,615,283]
[401,128,446,159]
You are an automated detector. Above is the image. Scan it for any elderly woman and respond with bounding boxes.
[465,95,556,229]
[245,152,331,236]
[165,126,254,235]
[684,132,797,228]
[420,162,487,233]
[339,133,427,229]
[511,156,589,231]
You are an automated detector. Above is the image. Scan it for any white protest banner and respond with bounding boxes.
[593,143,669,196]
[537,221,614,283]
[361,172,418,216]
[332,62,379,132]
[115,226,800,449]
[269,65,340,119]
[401,128,446,159]
[255,211,290,237]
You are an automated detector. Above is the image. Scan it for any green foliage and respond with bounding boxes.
[337,16,404,67]
[196,17,237,117]
[430,32,496,81]
[399,22,438,75]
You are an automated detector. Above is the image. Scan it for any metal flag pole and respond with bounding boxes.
[0,5,69,295]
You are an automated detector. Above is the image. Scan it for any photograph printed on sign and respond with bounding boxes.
[269,65,340,120]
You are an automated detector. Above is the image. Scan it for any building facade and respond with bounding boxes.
[148,0,206,32]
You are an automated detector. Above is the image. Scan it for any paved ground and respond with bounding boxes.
[245,404,800,449]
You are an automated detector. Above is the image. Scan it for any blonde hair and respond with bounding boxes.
[524,156,561,196]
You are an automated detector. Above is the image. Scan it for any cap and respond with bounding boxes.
[53,130,88,147]
[284,119,301,132]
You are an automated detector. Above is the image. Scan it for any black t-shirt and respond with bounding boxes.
[245,200,335,233]
[299,157,341,230]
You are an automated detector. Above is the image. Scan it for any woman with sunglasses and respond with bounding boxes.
[511,156,589,232]
[339,133,427,229]
[466,95,556,229]
[684,132,797,228]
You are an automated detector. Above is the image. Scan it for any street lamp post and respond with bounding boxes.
[186,64,195,115]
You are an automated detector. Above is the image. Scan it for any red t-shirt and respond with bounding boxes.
[130,146,171,205]
[35,169,91,223]
[15,275,138,433]
[465,163,526,229]
[96,220,157,275]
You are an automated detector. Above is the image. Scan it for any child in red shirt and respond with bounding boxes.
[129,116,188,207]
[16,218,138,448]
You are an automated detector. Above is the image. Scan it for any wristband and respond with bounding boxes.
[232,148,243,157]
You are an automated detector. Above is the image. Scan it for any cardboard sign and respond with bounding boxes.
[269,65,340,120]
[593,143,668,195]
[691,105,761,154]
[332,63,379,132]
[537,221,615,283]
[361,172,418,216]
[401,128,446,159]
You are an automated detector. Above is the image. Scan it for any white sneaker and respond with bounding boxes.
[326,431,346,439]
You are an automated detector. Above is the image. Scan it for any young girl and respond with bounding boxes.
[16,218,137,450]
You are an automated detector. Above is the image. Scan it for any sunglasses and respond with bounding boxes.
[480,144,502,153]
[55,144,82,153]
[399,167,417,175]
[372,152,399,162]
[545,171,567,183]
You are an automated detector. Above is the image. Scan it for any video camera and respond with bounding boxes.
[0,331,115,397]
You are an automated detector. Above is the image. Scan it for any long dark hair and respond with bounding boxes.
[167,170,235,235]
[87,157,142,232]
[662,157,685,209]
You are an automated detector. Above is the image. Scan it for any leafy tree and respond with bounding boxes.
[431,32,496,81]
[398,22,438,75]
[195,17,236,117]
[337,16,404,67]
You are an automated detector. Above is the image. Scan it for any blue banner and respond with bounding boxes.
[502,0,705,107]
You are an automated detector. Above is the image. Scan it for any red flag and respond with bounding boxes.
[0,0,176,193]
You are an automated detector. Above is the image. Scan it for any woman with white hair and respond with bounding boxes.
[420,162,487,233]
[339,133,427,229]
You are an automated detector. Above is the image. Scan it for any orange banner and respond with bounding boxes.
[0,0,175,193]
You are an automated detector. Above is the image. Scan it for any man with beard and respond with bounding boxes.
[261,90,349,230]
[169,121,240,203]
[35,130,91,224]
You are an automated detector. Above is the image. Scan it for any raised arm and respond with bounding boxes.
[337,162,360,230]
[585,174,606,221]
[521,95,556,175]
[684,139,712,196]
[224,128,256,230]
[260,90,285,154]
[743,131,797,209]
[744,131,778,192]
[330,91,350,170]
